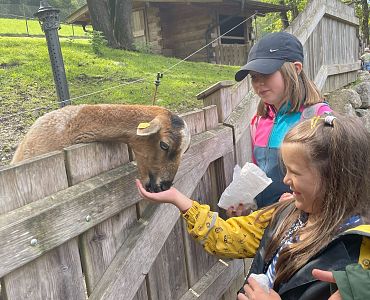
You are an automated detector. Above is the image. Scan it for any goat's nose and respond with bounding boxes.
[145,180,161,193]
[160,181,172,191]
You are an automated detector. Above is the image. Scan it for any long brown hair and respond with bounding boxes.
[257,62,322,117]
[258,114,370,287]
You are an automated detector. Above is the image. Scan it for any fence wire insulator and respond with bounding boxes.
[152,72,163,106]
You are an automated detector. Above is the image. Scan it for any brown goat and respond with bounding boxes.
[11,104,191,192]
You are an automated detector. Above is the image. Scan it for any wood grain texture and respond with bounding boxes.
[0,162,139,278]
[0,153,85,300]
[63,142,143,296]
[180,259,244,300]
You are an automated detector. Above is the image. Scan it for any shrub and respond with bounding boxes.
[88,30,107,56]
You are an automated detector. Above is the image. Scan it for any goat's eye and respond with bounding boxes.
[160,141,169,151]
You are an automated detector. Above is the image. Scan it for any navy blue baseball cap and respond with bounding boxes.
[235,32,304,82]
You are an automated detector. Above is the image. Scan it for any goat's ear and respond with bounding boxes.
[136,117,161,136]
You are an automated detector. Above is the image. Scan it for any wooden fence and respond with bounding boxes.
[285,0,361,93]
[0,0,362,299]
[214,44,250,66]
[0,79,253,299]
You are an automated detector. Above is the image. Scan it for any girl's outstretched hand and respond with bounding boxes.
[135,179,193,212]
[237,278,281,300]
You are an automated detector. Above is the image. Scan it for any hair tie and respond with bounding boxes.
[310,116,321,129]
[324,115,336,126]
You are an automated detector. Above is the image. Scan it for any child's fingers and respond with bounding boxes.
[237,292,248,300]
[135,179,157,200]
[247,277,262,291]
[226,206,235,218]
[243,283,254,298]
[312,269,336,283]
[235,203,245,216]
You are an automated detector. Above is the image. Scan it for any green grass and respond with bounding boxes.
[0,18,90,37]
[0,36,238,125]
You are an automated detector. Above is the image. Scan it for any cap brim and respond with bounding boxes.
[235,59,285,82]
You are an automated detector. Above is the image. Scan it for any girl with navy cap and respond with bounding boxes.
[228,32,331,216]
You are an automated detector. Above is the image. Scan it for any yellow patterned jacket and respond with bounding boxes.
[182,201,273,258]
[182,201,370,300]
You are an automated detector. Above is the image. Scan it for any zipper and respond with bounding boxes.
[266,106,278,168]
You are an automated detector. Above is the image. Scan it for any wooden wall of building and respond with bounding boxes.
[158,4,217,62]
[146,6,163,54]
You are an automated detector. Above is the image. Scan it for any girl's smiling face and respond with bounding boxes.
[250,70,286,110]
[281,142,322,214]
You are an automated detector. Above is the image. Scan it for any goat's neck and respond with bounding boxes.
[73,105,167,142]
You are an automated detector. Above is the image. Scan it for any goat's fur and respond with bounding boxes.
[11,104,191,192]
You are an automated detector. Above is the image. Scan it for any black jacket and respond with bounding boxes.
[239,205,370,300]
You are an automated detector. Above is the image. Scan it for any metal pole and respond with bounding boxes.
[22,4,29,36]
[34,0,70,107]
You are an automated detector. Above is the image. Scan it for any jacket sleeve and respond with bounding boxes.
[333,263,370,300]
[182,201,273,259]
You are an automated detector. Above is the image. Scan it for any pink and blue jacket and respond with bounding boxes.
[251,102,332,208]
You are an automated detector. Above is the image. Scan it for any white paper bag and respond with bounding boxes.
[217,162,272,210]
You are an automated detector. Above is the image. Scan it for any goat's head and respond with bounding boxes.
[133,112,190,192]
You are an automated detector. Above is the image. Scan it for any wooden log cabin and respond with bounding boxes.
[66,0,289,66]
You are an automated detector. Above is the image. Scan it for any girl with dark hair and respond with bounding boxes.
[137,114,370,300]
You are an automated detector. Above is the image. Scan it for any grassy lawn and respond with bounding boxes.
[0,36,238,116]
[0,18,90,37]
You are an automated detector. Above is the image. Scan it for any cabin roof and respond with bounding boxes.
[65,0,289,24]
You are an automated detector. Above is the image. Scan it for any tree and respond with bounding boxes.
[279,0,290,28]
[257,0,308,34]
[257,0,369,46]
[258,0,308,32]
[342,0,369,47]
[86,0,134,50]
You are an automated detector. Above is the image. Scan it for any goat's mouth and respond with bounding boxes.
[144,180,173,193]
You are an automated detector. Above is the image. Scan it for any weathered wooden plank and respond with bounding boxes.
[63,142,141,296]
[182,166,219,287]
[146,219,189,300]
[0,152,85,300]
[0,152,67,211]
[286,0,325,45]
[314,65,328,92]
[224,90,259,145]
[0,162,140,278]
[180,109,206,135]
[315,62,361,91]
[203,105,219,130]
[196,81,234,101]
[235,130,253,167]
[64,141,130,185]
[87,162,210,300]
[325,3,359,26]
[180,259,244,300]
[4,239,85,300]
[221,265,245,300]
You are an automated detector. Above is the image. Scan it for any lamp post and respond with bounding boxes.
[35,0,70,107]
